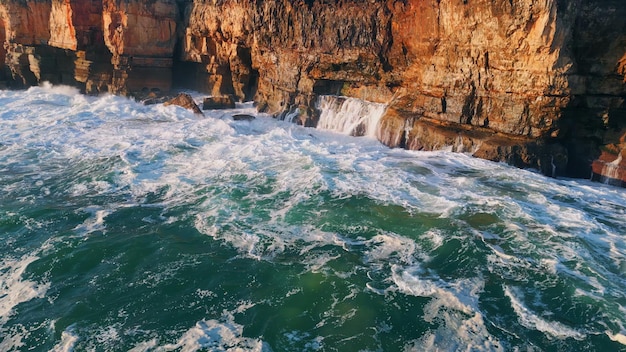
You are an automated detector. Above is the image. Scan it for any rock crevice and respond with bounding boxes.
[0,0,624,184]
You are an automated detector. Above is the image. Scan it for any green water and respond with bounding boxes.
[1,86,625,351]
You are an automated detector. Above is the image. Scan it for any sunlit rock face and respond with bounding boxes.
[379,0,625,179]
[177,0,394,126]
[0,0,624,183]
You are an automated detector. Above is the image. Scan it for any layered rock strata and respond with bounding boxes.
[378,0,626,181]
[0,0,625,184]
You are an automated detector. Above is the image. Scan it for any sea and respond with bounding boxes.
[1,83,625,351]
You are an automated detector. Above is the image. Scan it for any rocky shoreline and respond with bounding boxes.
[1,0,624,185]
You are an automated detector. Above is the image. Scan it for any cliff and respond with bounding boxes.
[1,0,625,185]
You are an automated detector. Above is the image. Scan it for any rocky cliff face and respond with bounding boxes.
[379,0,626,181]
[0,0,625,185]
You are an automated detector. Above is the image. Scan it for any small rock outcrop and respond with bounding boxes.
[164,93,203,115]
[592,151,626,187]
[203,95,236,110]
[232,114,255,121]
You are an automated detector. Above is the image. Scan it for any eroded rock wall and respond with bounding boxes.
[0,15,6,83]
[176,0,393,124]
[0,0,624,183]
[1,0,106,91]
[102,0,178,94]
[378,0,625,180]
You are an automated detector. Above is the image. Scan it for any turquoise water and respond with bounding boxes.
[1,84,625,351]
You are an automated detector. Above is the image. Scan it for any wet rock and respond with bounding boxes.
[592,146,626,187]
[164,93,203,115]
[203,95,236,110]
[232,114,255,121]
[137,90,169,105]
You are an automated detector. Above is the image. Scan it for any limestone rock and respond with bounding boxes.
[592,150,626,187]
[0,0,625,185]
[164,93,204,116]
[203,96,236,110]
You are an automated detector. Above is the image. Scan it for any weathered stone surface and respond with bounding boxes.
[0,0,624,185]
[102,0,177,58]
[0,15,5,80]
[591,127,626,185]
[102,0,178,95]
[203,95,236,110]
[0,0,53,87]
[49,0,104,51]
[592,151,626,187]
[177,0,393,117]
[379,0,625,179]
[0,0,51,45]
[164,93,203,115]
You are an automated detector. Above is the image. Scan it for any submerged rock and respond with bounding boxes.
[138,91,169,105]
[203,96,236,110]
[232,114,255,121]
[164,93,204,116]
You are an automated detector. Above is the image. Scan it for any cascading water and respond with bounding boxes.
[316,95,387,137]
[1,84,626,351]
[602,151,623,182]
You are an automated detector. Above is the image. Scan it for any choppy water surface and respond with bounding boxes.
[1,85,625,351]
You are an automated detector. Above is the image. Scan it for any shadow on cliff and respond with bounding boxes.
[555,0,626,179]
[4,46,77,90]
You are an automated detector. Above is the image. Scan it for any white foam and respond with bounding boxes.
[51,327,79,352]
[94,325,121,345]
[156,319,269,352]
[128,338,158,352]
[0,253,50,351]
[317,95,386,137]
[422,229,444,250]
[38,81,82,97]
[602,151,623,181]
[607,331,626,345]
[364,232,419,265]
[405,312,503,352]
[391,266,502,351]
[504,286,585,340]
[73,206,111,236]
[2,83,626,349]
[0,324,28,351]
[0,255,50,326]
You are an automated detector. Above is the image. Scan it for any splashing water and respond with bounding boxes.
[602,152,623,182]
[316,95,386,137]
[0,85,625,351]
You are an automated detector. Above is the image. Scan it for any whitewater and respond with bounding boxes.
[0,84,625,351]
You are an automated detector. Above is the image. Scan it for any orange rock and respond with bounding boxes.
[0,0,625,184]
[592,150,626,186]
[203,96,236,110]
[102,0,177,58]
[164,93,204,116]
[0,1,51,45]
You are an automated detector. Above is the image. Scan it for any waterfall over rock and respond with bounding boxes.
[603,152,623,181]
[316,95,386,137]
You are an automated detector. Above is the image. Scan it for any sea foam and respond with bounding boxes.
[0,255,50,326]
[1,84,626,350]
[504,286,585,340]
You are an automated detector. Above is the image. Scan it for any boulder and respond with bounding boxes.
[203,95,236,110]
[232,114,255,121]
[164,93,203,115]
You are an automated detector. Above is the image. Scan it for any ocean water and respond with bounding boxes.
[1,84,625,351]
